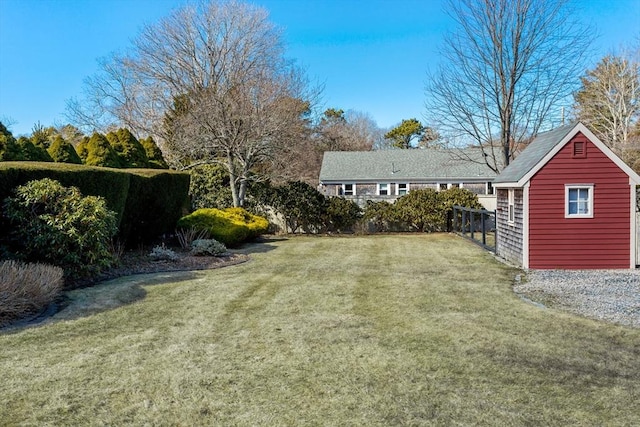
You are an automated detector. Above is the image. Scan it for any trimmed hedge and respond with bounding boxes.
[177,207,269,247]
[0,162,190,245]
[120,169,192,245]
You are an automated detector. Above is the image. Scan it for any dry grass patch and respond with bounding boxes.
[1,235,638,425]
[0,260,63,327]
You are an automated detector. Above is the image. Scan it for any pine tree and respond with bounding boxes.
[0,122,26,161]
[48,135,82,164]
[85,132,123,167]
[140,136,168,169]
[109,128,149,168]
[76,136,90,163]
[17,136,53,161]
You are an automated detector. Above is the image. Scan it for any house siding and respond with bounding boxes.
[496,188,524,266]
[528,133,632,269]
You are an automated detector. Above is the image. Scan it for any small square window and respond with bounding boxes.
[378,183,389,196]
[565,185,594,218]
[439,183,448,191]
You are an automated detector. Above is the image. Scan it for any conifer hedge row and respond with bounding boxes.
[0,162,190,245]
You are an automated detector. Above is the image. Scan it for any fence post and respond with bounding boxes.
[481,211,486,245]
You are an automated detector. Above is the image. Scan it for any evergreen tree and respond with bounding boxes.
[140,136,168,169]
[17,136,53,161]
[384,118,426,149]
[48,135,82,164]
[76,136,90,163]
[30,122,55,149]
[0,122,25,161]
[84,132,122,167]
[110,128,149,168]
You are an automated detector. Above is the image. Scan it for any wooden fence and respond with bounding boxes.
[451,205,496,252]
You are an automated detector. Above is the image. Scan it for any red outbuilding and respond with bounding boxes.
[494,122,640,269]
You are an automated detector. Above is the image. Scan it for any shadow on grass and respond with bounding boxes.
[234,236,287,255]
[1,271,200,334]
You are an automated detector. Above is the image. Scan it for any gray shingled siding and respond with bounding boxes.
[496,188,524,267]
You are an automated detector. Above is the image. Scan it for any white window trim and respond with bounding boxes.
[486,181,494,195]
[508,189,515,224]
[377,183,390,196]
[396,183,409,196]
[565,184,594,218]
[342,183,356,196]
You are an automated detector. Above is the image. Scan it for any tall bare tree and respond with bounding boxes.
[425,0,593,172]
[573,53,640,157]
[67,0,317,207]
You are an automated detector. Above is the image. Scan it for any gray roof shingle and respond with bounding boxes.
[319,149,497,182]
[493,122,578,184]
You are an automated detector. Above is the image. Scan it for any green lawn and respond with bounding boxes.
[1,234,638,425]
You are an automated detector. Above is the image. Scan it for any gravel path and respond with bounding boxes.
[513,269,640,328]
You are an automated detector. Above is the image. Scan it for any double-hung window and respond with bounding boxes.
[378,183,389,196]
[396,183,409,195]
[507,189,515,224]
[343,183,355,196]
[565,185,593,218]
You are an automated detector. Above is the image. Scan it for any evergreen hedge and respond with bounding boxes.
[0,162,189,245]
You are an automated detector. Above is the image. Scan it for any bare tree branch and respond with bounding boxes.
[425,0,594,172]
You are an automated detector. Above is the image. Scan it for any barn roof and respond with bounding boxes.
[319,149,497,182]
[493,122,640,187]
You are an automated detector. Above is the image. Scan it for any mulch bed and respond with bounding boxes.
[66,249,250,290]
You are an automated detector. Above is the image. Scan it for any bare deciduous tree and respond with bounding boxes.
[425,0,593,172]
[66,0,318,207]
[573,52,640,156]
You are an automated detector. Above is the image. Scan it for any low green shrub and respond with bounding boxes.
[3,178,118,280]
[190,239,227,256]
[148,245,179,261]
[326,197,362,233]
[361,200,401,232]
[0,260,64,328]
[394,188,445,232]
[177,207,268,246]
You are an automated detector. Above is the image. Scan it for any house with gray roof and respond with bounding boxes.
[319,149,498,209]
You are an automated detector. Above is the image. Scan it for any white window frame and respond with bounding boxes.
[508,189,515,224]
[377,183,390,196]
[396,183,409,196]
[342,183,355,196]
[565,184,594,218]
[486,181,494,195]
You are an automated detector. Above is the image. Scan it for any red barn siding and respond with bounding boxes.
[528,133,631,269]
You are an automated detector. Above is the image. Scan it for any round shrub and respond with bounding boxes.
[149,245,179,261]
[326,197,362,233]
[3,178,118,279]
[177,207,268,247]
[190,239,227,256]
[395,188,446,232]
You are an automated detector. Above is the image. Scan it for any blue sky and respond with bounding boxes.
[0,0,638,137]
